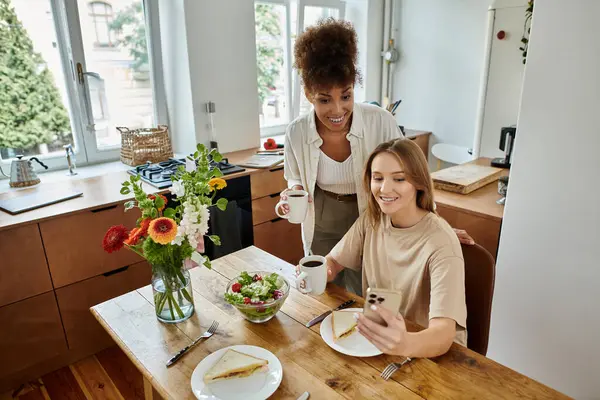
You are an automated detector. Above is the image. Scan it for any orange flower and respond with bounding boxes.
[208,178,227,192]
[124,227,143,246]
[148,193,168,212]
[139,218,151,236]
[148,217,178,244]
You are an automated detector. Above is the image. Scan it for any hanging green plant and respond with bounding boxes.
[520,0,534,64]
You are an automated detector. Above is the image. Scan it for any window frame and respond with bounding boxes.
[254,0,345,138]
[0,0,168,172]
[255,0,293,138]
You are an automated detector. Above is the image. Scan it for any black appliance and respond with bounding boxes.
[162,175,254,260]
[204,175,254,259]
[127,158,245,189]
[491,126,516,169]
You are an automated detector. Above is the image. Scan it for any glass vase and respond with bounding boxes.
[152,268,194,323]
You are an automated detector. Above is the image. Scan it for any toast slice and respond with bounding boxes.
[332,310,358,341]
[203,349,268,383]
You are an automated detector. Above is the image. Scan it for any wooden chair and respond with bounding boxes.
[462,243,496,356]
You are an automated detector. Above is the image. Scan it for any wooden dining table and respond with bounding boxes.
[90,246,568,400]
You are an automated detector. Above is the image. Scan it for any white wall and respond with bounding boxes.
[183,0,261,154]
[158,0,197,154]
[344,0,384,103]
[158,0,261,154]
[391,0,491,152]
[477,4,526,159]
[488,1,600,398]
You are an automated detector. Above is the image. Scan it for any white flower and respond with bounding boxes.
[169,180,185,197]
[197,204,210,235]
[185,158,196,173]
[171,199,210,247]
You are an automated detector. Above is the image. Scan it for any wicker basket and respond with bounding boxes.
[118,125,174,166]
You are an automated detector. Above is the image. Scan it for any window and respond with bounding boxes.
[254,0,345,137]
[0,0,166,170]
[89,1,114,47]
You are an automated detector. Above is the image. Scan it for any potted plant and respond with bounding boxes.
[102,144,228,323]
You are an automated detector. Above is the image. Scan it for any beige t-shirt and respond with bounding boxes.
[330,212,467,346]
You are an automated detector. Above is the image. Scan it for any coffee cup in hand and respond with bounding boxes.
[275,189,308,224]
[295,255,327,295]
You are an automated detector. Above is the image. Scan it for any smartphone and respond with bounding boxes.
[363,288,403,326]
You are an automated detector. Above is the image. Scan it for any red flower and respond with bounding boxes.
[102,225,129,253]
[148,193,168,212]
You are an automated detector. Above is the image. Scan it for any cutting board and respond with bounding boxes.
[0,189,83,215]
[431,164,503,194]
[237,154,284,169]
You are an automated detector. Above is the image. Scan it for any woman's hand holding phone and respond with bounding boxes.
[356,304,410,356]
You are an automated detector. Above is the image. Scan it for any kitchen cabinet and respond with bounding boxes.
[0,292,67,378]
[437,205,501,258]
[254,219,303,265]
[40,203,143,288]
[0,224,52,307]
[55,260,151,354]
[250,167,304,265]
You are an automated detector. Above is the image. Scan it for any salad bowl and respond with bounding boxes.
[224,271,290,323]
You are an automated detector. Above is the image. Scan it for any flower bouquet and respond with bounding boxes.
[102,144,228,323]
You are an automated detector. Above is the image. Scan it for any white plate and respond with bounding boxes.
[190,345,283,400]
[320,308,382,357]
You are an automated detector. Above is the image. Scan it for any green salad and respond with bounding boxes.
[224,272,287,322]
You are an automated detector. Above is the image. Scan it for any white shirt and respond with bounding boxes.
[284,102,404,255]
[316,151,355,195]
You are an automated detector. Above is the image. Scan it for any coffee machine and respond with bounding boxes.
[491,126,516,168]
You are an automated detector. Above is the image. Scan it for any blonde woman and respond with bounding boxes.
[282,19,473,295]
[326,139,467,357]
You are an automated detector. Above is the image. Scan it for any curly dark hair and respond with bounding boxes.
[293,18,362,93]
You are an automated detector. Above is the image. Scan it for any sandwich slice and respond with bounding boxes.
[332,310,357,341]
[203,349,269,383]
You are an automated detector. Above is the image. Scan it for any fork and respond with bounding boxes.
[166,320,219,367]
[380,357,412,381]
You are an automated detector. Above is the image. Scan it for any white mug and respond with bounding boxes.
[275,189,308,224]
[295,255,327,295]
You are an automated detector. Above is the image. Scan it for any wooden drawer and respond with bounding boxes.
[0,292,67,377]
[0,224,52,307]
[409,134,430,160]
[437,205,501,258]
[253,218,304,265]
[251,167,286,200]
[39,203,143,288]
[55,260,151,353]
[252,195,280,226]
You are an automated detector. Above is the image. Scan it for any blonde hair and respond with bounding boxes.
[363,139,436,227]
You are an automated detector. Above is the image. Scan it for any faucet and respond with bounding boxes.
[64,144,77,176]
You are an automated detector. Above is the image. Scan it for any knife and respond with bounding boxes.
[306,299,355,328]
[297,391,310,400]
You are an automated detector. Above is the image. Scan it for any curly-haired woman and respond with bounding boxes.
[282,19,473,294]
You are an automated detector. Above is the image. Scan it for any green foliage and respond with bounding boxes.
[255,4,283,107]
[520,0,534,64]
[216,197,228,211]
[0,0,71,150]
[109,2,148,71]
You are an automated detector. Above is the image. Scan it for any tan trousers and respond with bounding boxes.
[311,186,362,295]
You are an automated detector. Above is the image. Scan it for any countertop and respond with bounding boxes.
[0,148,268,232]
[0,130,432,232]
